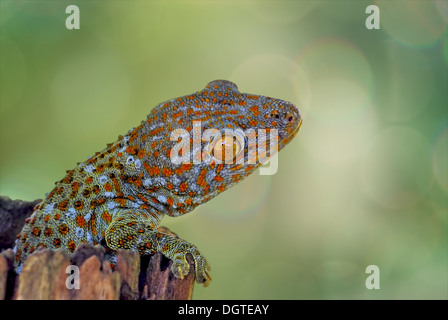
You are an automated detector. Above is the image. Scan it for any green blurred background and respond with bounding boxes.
[0,1,446,299]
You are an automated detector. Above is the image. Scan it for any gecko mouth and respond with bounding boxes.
[292,117,303,137]
[277,117,302,149]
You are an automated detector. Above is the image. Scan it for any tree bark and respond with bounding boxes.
[0,196,195,300]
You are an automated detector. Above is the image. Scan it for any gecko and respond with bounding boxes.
[13,80,302,287]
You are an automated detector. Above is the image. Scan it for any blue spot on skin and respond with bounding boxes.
[75,227,84,238]
[108,202,118,210]
[85,164,95,173]
[67,208,77,219]
[44,203,55,214]
[87,232,93,244]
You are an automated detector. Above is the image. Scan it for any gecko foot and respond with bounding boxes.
[171,249,212,287]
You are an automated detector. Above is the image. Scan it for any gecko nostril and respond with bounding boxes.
[287,116,293,122]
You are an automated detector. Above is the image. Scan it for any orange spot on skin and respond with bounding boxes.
[93,185,100,194]
[249,119,258,126]
[58,200,69,211]
[76,215,86,228]
[109,178,119,193]
[179,182,188,193]
[151,197,159,204]
[162,168,173,177]
[53,238,61,247]
[71,181,80,191]
[126,146,139,155]
[31,227,41,236]
[102,211,112,223]
[172,111,183,119]
[137,194,148,203]
[175,163,192,175]
[90,199,98,209]
[59,224,69,236]
[245,165,255,172]
[44,227,53,237]
[82,188,91,198]
[138,149,146,159]
[196,168,208,188]
[115,198,126,207]
[74,200,84,210]
[104,182,112,192]
[68,241,76,252]
[133,177,142,187]
[149,127,164,136]
[249,105,260,116]
[232,174,241,181]
[150,165,161,176]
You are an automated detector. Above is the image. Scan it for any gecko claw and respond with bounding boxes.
[170,249,212,286]
[171,256,190,280]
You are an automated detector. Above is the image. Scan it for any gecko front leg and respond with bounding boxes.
[104,209,212,287]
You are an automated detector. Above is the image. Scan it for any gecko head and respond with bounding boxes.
[141,80,302,211]
[201,79,302,158]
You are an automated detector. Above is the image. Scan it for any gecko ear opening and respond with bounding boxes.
[206,80,239,92]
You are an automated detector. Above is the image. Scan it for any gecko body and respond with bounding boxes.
[14,80,302,286]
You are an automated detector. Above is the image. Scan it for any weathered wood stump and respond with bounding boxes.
[0,196,195,300]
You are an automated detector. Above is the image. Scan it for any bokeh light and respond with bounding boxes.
[0,37,27,115]
[432,126,448,192]
[361,127,433,209]
[376,0,447,47]
[383,42,435,123]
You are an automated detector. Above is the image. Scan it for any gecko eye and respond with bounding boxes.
[210,135,244,163]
